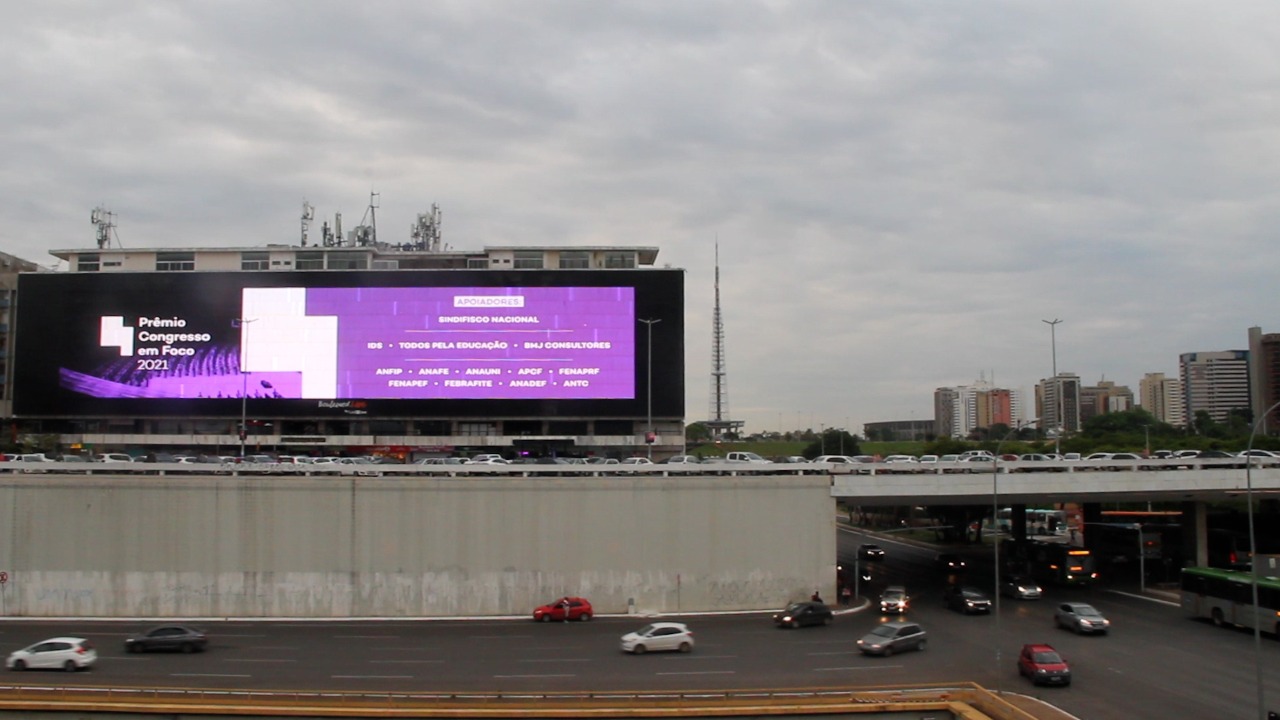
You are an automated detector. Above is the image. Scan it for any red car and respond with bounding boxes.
[1017,643,1071,686]
[532,596,593,622]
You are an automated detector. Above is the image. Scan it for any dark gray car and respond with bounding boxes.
[125,625,208,653]
[856,621,927,656]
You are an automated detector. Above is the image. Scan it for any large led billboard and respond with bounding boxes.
[13,269,684,419]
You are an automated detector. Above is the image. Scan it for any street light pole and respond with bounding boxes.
[1246,400,1280,720]
[638,318,661,459]
[992,418,1037,695]
[1042,319,1063,455]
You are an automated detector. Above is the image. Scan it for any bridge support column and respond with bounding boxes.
[1181,501,1209,568]
[1011,504,1028,541]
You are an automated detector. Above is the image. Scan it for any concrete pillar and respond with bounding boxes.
[1182,501,1209,568]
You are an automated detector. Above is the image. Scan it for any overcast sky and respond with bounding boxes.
[4,2,1279,435]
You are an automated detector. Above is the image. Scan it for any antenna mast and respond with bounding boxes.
[410,204,443,251]
[90,207,120,249]
[704,241,743,440]
[300,201,315,246]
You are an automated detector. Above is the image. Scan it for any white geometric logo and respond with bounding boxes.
[100,316,134,356]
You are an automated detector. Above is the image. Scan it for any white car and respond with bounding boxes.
[619,457,653,465]
[7,637,97,671]
[95,453,134,463]
[620,622,694,654]
[663,455,701,464]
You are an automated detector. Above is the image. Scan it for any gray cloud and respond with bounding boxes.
[4,1,1280,434]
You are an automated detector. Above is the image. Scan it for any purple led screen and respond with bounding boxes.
[241,286,636,400]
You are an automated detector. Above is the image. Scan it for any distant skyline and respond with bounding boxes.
[4,2,1279,434]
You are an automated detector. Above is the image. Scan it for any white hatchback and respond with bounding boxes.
[7,637,97,671]
[620,622,694,654]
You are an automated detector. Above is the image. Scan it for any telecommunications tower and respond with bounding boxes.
[704,242,743,440]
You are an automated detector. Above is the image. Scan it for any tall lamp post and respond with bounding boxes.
[991,418,1038,694]
[234,318,257,460]
[638,318,661,459]
[1042,318,1062,454]
[1245,400,1280,720]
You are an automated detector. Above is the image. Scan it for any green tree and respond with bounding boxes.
[685,422,711,442]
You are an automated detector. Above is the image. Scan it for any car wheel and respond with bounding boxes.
[791,620,800,629]
[11,660,25,671]
[882,645,893,657]
[540,614,551,623]
[128,644,141,653]
[917,639,927,651]
[1211,608,1225,627]
[579,613,591,622]
[180,642,195,654]
[632,644,646,655]
[678,642,692,653]
[823,616,832,626]
[64,660,78,672]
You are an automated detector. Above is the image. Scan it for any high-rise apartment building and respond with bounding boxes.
[1139,372,1186,427]
[1080,379,1133,422]
[1180,350,1250,425]
[933,380,1024,439]
[1036,373,1081,435]
[1248,326,1280,434]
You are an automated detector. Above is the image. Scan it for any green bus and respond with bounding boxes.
[1179,566,1280,636]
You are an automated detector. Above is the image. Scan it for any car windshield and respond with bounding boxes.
[784,603,805,613]
[1033,651,1063,663]
[634,624,655,635]
[883,591,903,600]
[1076,605,1102,617]
[868,625,897,638]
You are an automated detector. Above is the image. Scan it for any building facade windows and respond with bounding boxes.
[558,251,590,269]
[513,250,544,270]
[76,254,100,272]
[241,252,269,271]
[155,252,195,271]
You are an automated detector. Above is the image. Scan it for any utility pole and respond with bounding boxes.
[1042,318,1063,455]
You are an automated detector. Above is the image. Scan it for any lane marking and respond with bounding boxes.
[656,670,736,676]
[814,665,901,672]
[244,646,300,651]
[369,660,445,664]
[226,658,296,663]
[171,673,251,678]
[333,635,400,640]
[331,675,413,679]
[517,658,591,663]
[493,673,576,679]
[808,651,860,656]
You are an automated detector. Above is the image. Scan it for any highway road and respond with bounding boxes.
[0,529,1276,719]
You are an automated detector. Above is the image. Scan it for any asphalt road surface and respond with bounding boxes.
[0,529,1275,719]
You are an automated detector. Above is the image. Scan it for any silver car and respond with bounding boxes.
[620,622,694,654]
[1054,602,1110,634]
[1000,575,1043,600]
[857,621,927,656]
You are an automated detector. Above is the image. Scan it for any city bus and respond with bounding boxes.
[1086,522,1163,563]
[1180,566,1280,636]
[1001,539,1098,586]
[996,507,1068,536]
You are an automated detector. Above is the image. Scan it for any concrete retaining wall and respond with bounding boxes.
[0,474,835,618]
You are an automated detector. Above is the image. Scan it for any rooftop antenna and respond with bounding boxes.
[300,201,315,246]
[410,204,443,251]
[90,206,120,249]
[350,191,379,247]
